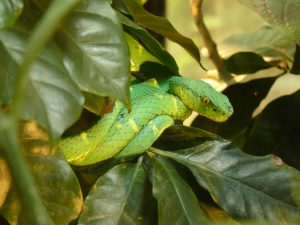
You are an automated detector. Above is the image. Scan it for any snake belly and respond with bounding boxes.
[59,76,233,166]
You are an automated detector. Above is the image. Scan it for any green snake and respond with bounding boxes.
[59,76,233,166]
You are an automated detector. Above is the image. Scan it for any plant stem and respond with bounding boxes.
[0,1,81,224]
[189,0,232,82]
[149,147,172,158]
[0,115,53,225]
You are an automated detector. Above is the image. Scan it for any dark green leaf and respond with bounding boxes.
[122,0,201,65]
[219,26,296,63]
[155,125,217,151]
[192,77,278,141]
[291,45,300,74]
[224,52,272,75]
[0,0,23,29]
[78,161,155,225]
[0,29,84,140]
[120,13,179,75]
[243,90,300,170]
[0,121,83,225]
[152,156,211,225]
[239,0,300,43]
[152,134,300,223]
[56,0,131,107]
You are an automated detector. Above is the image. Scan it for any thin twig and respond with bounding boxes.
[189,0,232,82]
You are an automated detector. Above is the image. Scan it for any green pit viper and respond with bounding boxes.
[59,76,233,166]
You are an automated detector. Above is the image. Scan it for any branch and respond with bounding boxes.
[189,0,232,82]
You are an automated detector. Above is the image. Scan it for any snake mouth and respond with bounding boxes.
[200,109,233,122]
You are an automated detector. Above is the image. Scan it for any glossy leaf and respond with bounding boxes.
[152,127,300,223]
[122,0,201,65]
[152,157,211,225]
[239,0,300,43]
[0,29,84,140]
[78,161,155,225]
[0,121,83,225]
[224,52,272,75]
[243,90,300,170]
[57,0,131,107]
[120,13,179,75]
[219,26,296,63]
[0,0,23,29]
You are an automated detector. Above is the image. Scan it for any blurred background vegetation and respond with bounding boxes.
[166,0,264,78]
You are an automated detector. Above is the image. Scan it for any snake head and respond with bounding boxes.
[195,92,234,122]
[168,77,234,122]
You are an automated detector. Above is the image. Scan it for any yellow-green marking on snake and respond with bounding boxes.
[59,76,234,166]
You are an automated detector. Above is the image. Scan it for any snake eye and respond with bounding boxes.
[203,97,210,105]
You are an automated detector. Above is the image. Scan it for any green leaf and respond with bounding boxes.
[152,132,300,223]
[152,157,211,225]
[0,0,23,29]
[0,121,83,225]
[0,29,84,140]
[239,0,300,43]
[56,0,131,107]
[224,52,272,75]
[243,90,300,171]
[122,0,201,65]
[125,32,161,71]
[78,161,155,225]
[219,26,296,63]
[120,13,179,75]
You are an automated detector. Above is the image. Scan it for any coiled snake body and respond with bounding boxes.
[59,76,233,166]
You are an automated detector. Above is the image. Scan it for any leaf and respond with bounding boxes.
[125,32,161,72]
[122,0,201,65]
[83,92,115,115]
[120,13,179,75]
[56,0,131,107]
[0,121,83,225]
[243,90,300,171]
[152,131,300,223]
[0,28,84,140]
[0,0,23,29]
[199,203,240,225]
[152,157,211,225]
[238,0,300,43]
[78,161,155,225]
[291,45,300,74]
[224,52,272,75]
[219,26,296,63]
[0,155,11,208]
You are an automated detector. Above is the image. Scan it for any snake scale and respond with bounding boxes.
[59,76,233,166]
